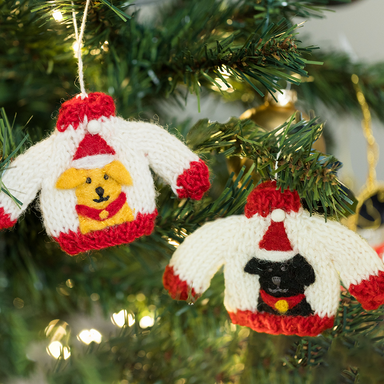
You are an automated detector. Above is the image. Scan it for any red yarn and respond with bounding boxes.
[176,159,210,200]
[57,92,115,132]
[259,290,305,310]
[73,133,116,160]
[349,271,384,310]
[163,265,198,301]
[54,210,157,255]
[245,180,301,218]
[76,192,126,221]
[229,309,334,336]
[0,207,17,229]
[374,243,384,258]
[259,221,292,251]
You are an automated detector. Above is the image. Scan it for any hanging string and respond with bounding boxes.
[351,74,378,190]
[71,0,91,97]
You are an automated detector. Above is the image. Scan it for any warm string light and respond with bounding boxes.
[52,10,63,22]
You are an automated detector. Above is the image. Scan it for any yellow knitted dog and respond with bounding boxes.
[56,160,134,234]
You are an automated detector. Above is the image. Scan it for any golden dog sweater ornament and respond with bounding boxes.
[163,180,384,337]
[0,92,210,255]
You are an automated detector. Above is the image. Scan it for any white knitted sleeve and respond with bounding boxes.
[303,215,384,287]
[168,216,242,295]
[0,135,54,222]
[121,121,199,194]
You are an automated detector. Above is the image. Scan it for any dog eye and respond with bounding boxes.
[268,268,273,272]
[86,177,92,184]
[104,174,109,180]
[281,265,287,271]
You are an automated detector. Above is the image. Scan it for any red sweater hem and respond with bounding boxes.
[54,210,157,256]
[228,309,335,336]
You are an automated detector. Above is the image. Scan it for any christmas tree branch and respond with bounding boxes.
[0,109,30,208]
[187,115,354,219]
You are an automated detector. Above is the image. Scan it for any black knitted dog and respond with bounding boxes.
[244,254,316,316]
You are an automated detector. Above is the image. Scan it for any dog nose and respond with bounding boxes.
[272,276,281,286]
[95,187,104,197]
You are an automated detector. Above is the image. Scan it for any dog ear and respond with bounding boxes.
[292,254,316,286]
[104,160,133,186]
[56,168,87,189]
[244,258,270,275]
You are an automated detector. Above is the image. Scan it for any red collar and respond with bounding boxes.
[259,290,305,314]
[76,192,126,221]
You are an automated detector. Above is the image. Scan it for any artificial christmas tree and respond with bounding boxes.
[1,0,384,383]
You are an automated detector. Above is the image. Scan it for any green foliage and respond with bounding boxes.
[1,0,384,383]
[0,109,29,207]
[187,115,354,219]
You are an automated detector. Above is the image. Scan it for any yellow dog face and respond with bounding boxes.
[56,160,132,209]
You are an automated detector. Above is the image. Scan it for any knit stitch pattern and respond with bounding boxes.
[176,159,210,200]
[163,265,199,300]
[0,93,210,255]
[0,207,16,229]
[163,181,384,336]
[55,210,157,256]
[229,310,335,337]
[57,92,115,132]
[245,180,301,218]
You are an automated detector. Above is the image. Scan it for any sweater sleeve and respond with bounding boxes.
[163,216,241,301]
[0,135,54,229]
[305,215,384,310]
[124,121,210,200]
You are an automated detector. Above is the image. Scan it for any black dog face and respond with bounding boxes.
[244,254,315,297]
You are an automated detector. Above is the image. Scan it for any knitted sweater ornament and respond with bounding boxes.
[0,93,210,255]
[163,181,384,337]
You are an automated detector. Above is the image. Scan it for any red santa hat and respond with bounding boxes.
[56,93,117,169]
[245,180,301,252]
[56,92,115,133]
[72,133,116,169]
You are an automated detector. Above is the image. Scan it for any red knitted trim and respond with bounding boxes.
[176,159,210,200]
[259,221,292,251]
[349,271,384,310]
[57,93,115,132]
[229,309,334,336]
[73,133,116,160]
[163,265,198,301]
[76,192,126,221]
[245,180,301,218]
[54,210,157,255]
[0,207,17,229]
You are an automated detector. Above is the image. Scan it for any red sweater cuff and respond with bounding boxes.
[349,271,384,310]
[163,265,199,301]
[176,159,210,200]
[0,207,16,229]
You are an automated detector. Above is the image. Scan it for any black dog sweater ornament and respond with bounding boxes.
[163,180,384,336]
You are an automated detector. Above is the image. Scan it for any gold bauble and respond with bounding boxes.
[227,90,326,179]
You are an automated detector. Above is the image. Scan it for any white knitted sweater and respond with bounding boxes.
[0,115,204,254]
[164,181,384,336]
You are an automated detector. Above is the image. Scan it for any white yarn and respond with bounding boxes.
[71,0,91,97]
[169,207,384,319]
[0,117,199,241]
[72,154,115,169]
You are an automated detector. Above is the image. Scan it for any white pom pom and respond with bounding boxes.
[87,120,102,134]
[271,209,285,222]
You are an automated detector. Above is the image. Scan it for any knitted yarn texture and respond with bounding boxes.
[0,93,210,255]
[163,181,384,337]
